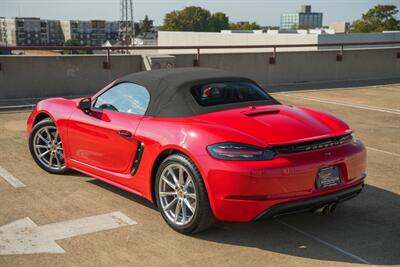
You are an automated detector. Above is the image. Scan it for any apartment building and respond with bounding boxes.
[41,20,64,46]
[15,17,41,46]
[0,17,64,46]
[61,20,119,46]
[105,21,119,42]
[0,17,42,46]
[0,17,16,46]
[0,17,120,46]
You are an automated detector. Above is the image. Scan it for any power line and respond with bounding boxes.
[118,0,134,45]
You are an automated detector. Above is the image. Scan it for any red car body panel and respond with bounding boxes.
[27,81,367,222]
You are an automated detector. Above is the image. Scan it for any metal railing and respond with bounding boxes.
[0,41,399,68]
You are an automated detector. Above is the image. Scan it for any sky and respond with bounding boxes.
[0,0,399,26]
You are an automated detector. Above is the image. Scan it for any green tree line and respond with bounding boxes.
[162,6,260,32]
[351,5,400,32]
[161,5,400,33]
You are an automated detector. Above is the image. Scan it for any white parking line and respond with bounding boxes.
[0,166,26,188]
[277,93,400,115]
[276,219,375,266]
[0,211,136,255]
[367,147,400,157]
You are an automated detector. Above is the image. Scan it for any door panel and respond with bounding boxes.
[68,109,141,173]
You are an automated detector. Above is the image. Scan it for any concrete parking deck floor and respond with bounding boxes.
[0,84,399,266]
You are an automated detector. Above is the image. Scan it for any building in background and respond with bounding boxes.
[0,17,15,46]
[1,17,120,46]
[0,17,42,46]
[157,30,399,54]
[280,5,323,30]
[91,20,106,45]
[40,20,64,46]
[106,21,119,42]
[1,17,65,46]
[60,20,120,46]
[15,17,41,46]
[61,20,92,45]
[329,22,350,34]
[133,32,157,46]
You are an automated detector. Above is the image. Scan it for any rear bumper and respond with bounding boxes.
[254,182,364,220]
[197,141,367,222]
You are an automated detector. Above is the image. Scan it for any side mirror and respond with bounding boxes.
[78,97,92,114]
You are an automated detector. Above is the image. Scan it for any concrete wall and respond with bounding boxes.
[0,48,399,100]
[0,55,142,99]
[158,31,318,53]
[173,48,400,87]
[158,31,400,53]
[318,32,400,50]
[318,32,400,44]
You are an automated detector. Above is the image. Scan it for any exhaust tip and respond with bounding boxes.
[315,203,337,215]
[322,205,330,215]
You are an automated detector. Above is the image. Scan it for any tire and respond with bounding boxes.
[29,118,71,175]
[155,153,216,234]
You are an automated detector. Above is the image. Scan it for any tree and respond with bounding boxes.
[230,21,260,30]
[352,5,400,32]
[134,22,141,36]
[163,6,211,31]
[63,39,92,54]
[163,11,180,31]
[142,15,153,32]
[64,39,79,47]
[209,12,230,32]
[162,6,262,32]
[134,15,154,36]
[141,15,154,34]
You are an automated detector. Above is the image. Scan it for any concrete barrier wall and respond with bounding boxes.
[0,55,142,99]
[158,31,400,53]
[0,48,399,100]
[158,31,318,53]
[173,48,400,86]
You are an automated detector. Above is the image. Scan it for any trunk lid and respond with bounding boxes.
[194,104,350,146]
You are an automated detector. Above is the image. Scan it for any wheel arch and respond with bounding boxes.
[28,110,57,137]
[28,112,72,174]
[149,146,211,209]
[33,112,52,125]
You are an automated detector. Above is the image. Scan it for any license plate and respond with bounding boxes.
[316,166,341,189]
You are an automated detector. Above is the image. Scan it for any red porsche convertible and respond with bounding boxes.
[27,68,367,233]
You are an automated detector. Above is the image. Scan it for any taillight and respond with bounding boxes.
[207,143,275,161]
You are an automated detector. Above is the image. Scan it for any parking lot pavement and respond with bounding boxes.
[0,84,399,266]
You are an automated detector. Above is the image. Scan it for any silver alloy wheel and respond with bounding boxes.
[159,163,197,226]
[33,125,66,171]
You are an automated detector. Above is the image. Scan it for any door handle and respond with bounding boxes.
[117,130,132,138]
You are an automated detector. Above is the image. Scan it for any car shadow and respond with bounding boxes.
[84,175,399,265]
[87,179,157,211]
[192,184,400,265]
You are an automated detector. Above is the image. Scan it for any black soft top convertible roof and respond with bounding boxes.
[116,67,277,118]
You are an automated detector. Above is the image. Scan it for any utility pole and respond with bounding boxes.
[118,0,134,46]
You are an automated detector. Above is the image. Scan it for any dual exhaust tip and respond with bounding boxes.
[314,203,338,215]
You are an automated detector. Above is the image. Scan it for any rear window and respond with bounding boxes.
[190,81,271,107]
